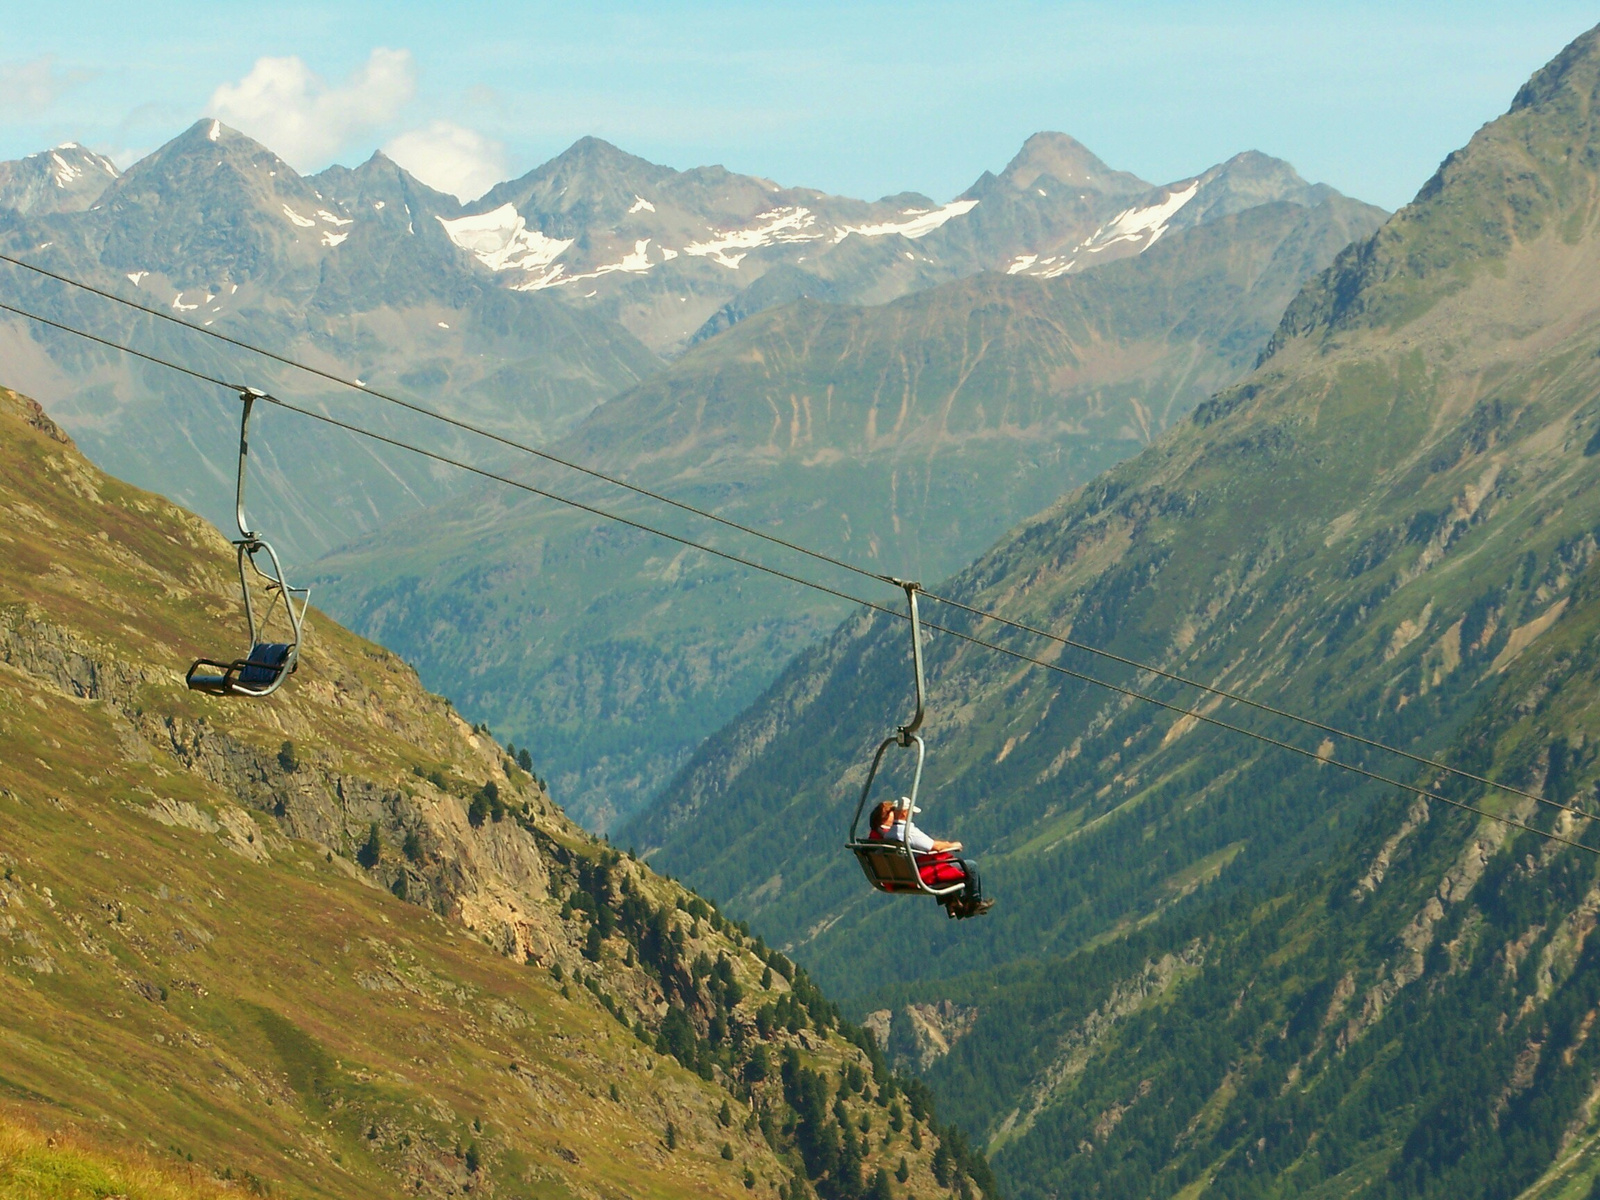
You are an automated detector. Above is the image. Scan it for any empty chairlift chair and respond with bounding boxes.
[186,389,309,698]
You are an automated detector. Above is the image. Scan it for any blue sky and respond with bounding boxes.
[1,2,1595,208]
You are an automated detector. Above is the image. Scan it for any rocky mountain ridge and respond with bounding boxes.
[0,141,118,215]
[0,119,663,563]
[438,129,1364,355]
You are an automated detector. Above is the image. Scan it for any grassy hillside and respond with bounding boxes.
[0,384,986,1200]
[312,192,1383,831]
[0,1109,239,1199]
[623,20,1600,1199]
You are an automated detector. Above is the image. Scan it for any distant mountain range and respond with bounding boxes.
[0,120,1382,832]
[625,22,1600,1200]
[0,120,659,561]
[406,131,1354,356]
[311,178,1383,830]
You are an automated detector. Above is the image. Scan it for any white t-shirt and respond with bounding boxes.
[889,818,936,854]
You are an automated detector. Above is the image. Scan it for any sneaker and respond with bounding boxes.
[964,899,995,918]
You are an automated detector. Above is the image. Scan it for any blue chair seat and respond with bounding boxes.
[237,643,292,685]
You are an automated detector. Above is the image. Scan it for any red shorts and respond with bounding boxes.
[916,852,965,888]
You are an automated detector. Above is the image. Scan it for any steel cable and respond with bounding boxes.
[1,250,1579,824]
[1,290,1592,855]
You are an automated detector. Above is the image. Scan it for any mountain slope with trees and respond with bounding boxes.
[0,383,986,1200]
[625,22,1600,1199]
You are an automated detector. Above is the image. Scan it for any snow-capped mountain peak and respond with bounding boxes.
[0,143,120,215]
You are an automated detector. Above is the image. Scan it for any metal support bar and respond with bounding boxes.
[234,387,265,542]
[894,579,926,746]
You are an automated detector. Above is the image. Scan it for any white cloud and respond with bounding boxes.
[384,120,508,202]
[0,55,87,120]
[208,48,415,170]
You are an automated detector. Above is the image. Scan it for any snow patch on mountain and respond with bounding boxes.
[322,230,349,248]
[629,195,655,214]
[835,198,979,242]
[1004,179,1201,281]
[685,207,824,269]
[437,204,574,279]
[1079,181,1199,255]
[281,204,316,229]
[49,152,81,187]
[511,239,660,291]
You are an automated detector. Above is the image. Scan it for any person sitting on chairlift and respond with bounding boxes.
[870,798,993,919]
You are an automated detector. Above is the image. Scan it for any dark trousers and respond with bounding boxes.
[938,860,982,909]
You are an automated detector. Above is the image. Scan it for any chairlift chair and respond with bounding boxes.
[845,581,965,901]
[186,389,309,698]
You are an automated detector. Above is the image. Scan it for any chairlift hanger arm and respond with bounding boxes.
[234,387,266,542]
[891,578,926,745]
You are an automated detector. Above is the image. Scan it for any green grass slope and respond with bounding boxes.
[311,191,1383,832]
[0,385,987,1200]
[622,21,1600,1197]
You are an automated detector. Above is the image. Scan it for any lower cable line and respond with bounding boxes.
[2,294,1593,855]
[256,392,899,616]
[915,617,1599,856]
[920,588,1598,827]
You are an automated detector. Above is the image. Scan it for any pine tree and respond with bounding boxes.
[482,779,505,822]
[932,1140,953,1186]
[357,822,381,868]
